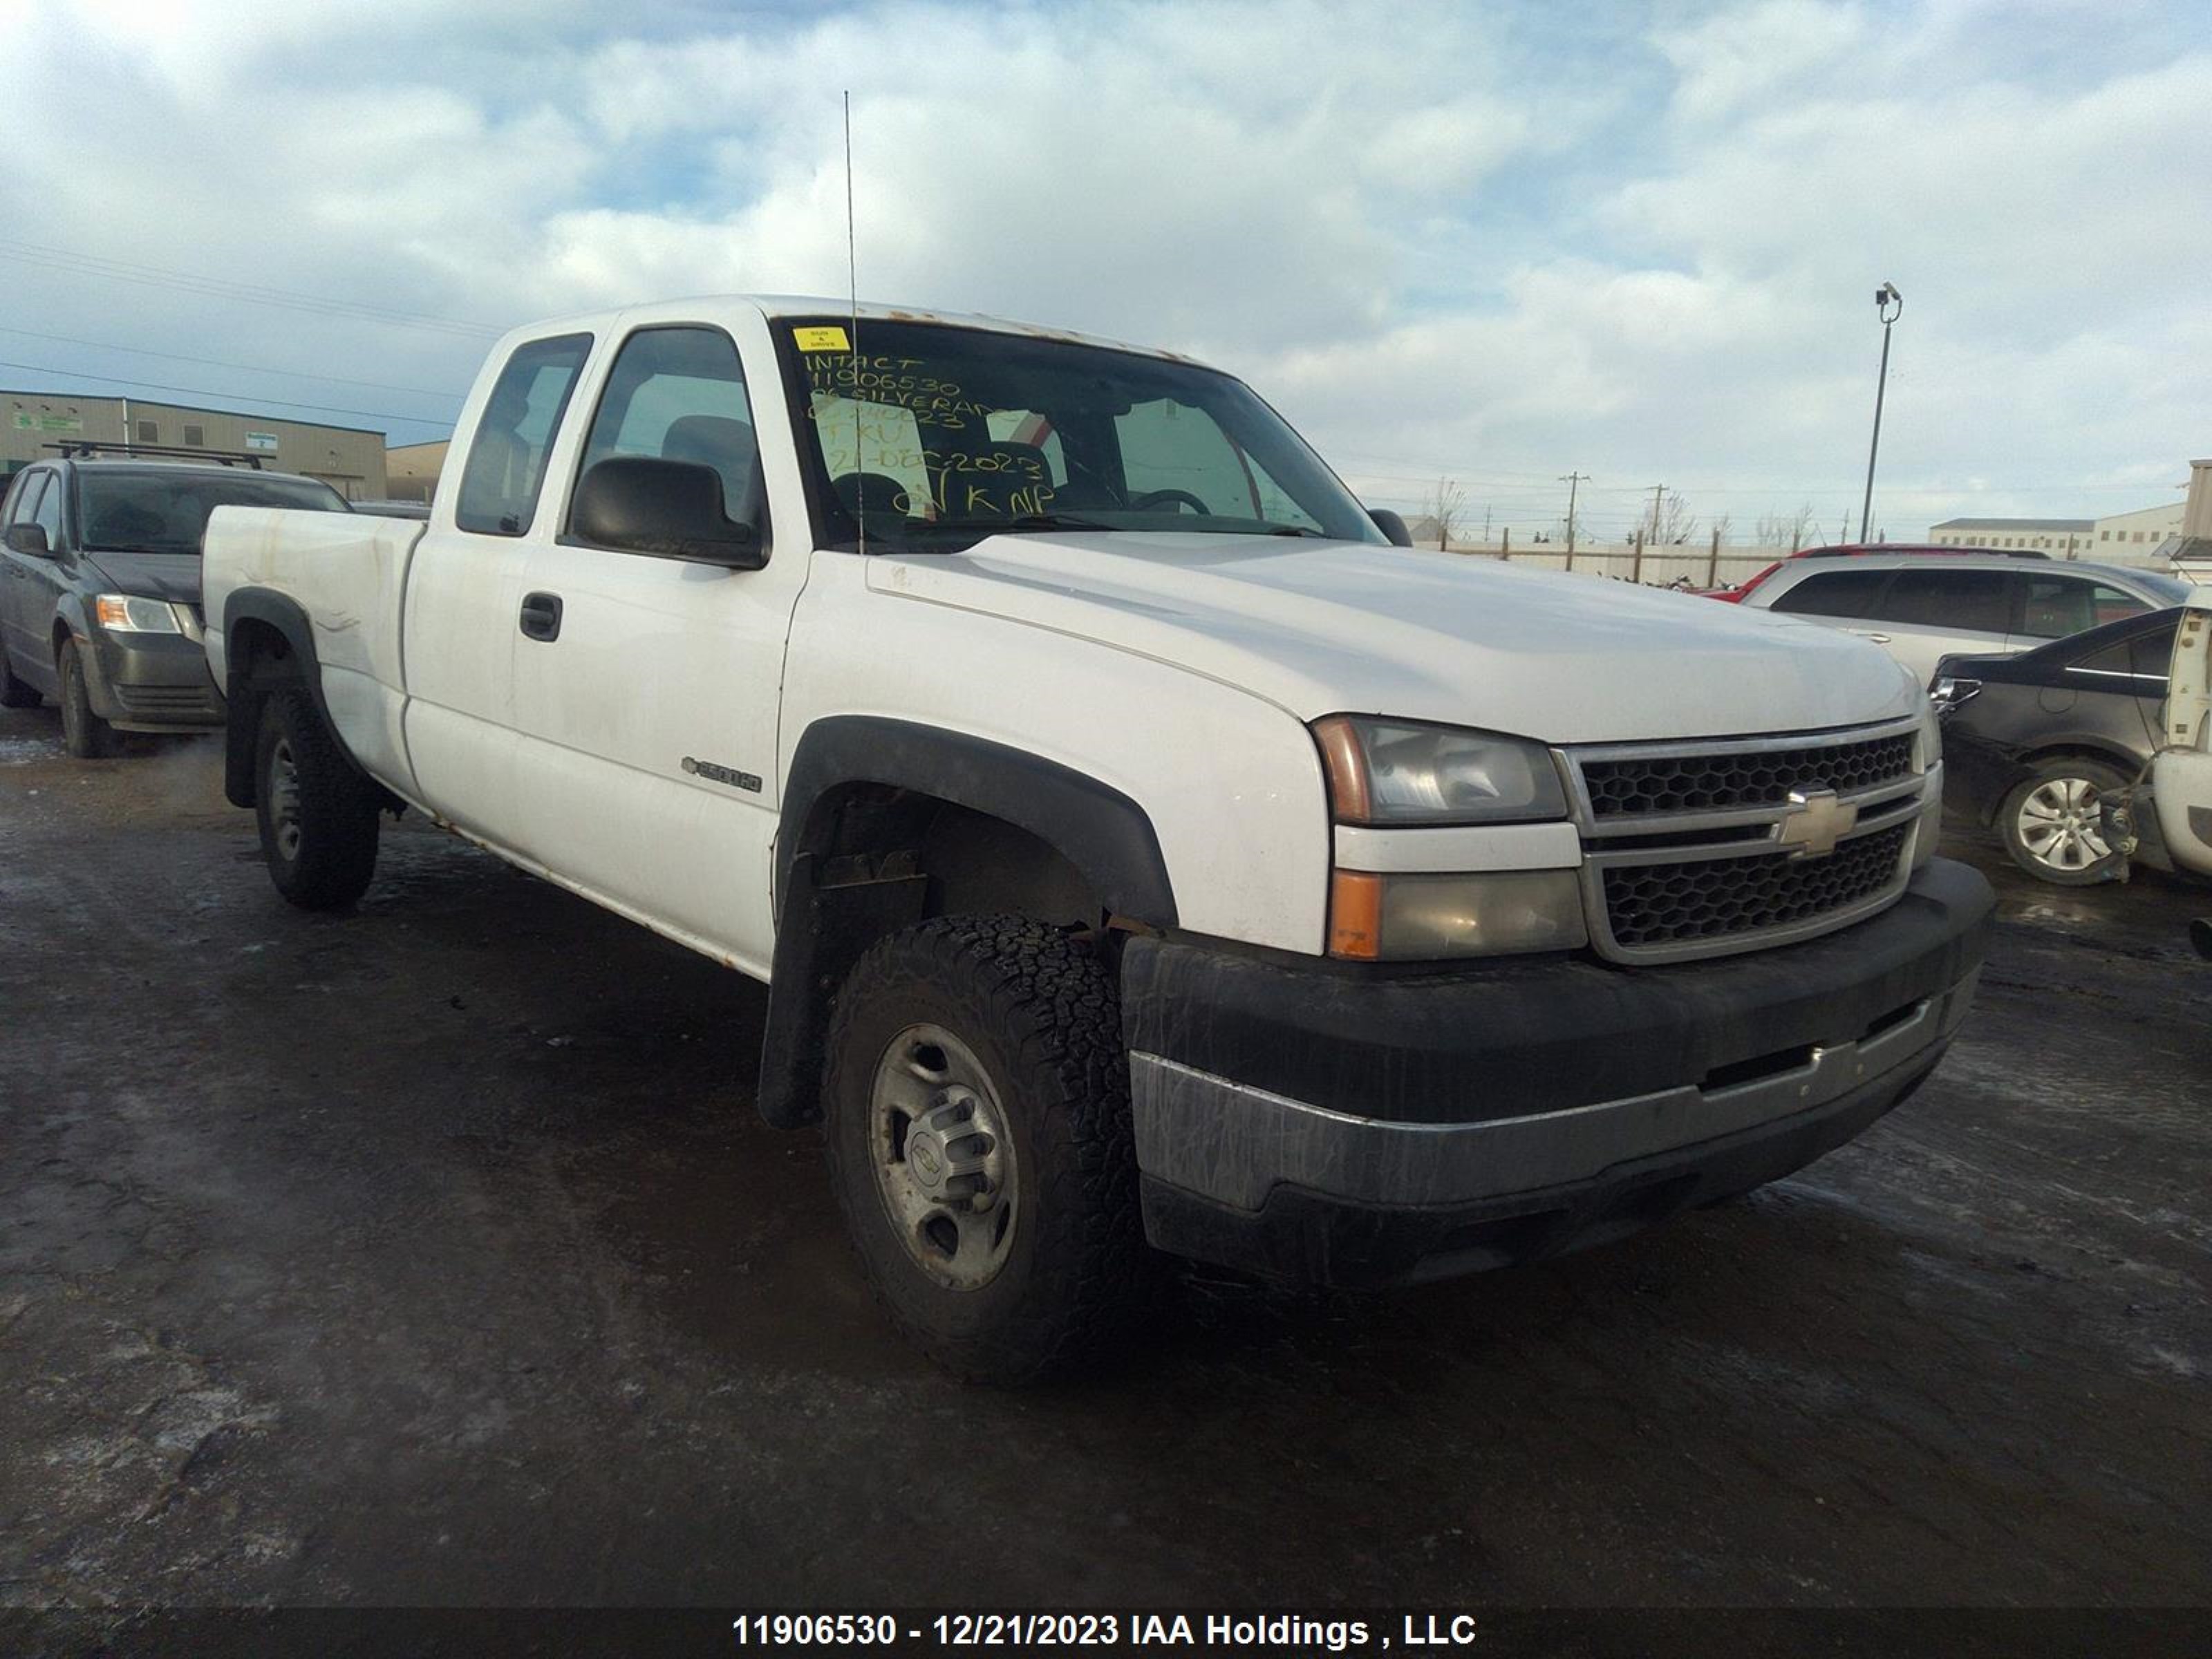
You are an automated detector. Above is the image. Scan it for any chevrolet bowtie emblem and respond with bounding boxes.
[1776,788,1858,859]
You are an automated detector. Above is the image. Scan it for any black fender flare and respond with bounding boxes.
[753,715,1177,1127]
[219,588,358,808]
[773,715,1178,926]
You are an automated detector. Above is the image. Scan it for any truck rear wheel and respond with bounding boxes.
[821,915,1146,1383]
[254,689,381,909]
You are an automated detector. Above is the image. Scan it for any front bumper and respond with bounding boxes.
[1121,858,1994,1286]
[82,626,223,732]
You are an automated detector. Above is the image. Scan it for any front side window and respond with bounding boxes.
[456,333,592,536]
[1880,568,2010,632]
[2,469,43,527]
[32,472,65,545]
[1769,568,1890,617]
[779,317,1382,553]
[75,470,347,554]
[2018,575,2149,640]
[573,326,765,536]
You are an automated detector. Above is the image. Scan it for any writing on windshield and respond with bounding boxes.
[781,321,1380,553]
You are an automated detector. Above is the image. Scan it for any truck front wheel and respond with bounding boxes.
[254,689,381,909]
[821,915,1146,1383]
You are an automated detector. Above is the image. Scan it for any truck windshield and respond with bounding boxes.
[77,471,348,556]
[778,317,1384,553]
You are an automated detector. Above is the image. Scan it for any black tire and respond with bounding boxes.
[254,688,381,909]
[0,644,39,709]
[821,915,1147,1383]
[1998,756,2130,886]
[57,639,120,758]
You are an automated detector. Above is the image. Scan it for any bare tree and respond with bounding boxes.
[1658,490,1697,545]
[1709,512,1734,545]
[1754,501,1819,551]
[1424,476,1468,550]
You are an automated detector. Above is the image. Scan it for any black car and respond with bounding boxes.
[0,454,347,756]
[1934,606,2179,885]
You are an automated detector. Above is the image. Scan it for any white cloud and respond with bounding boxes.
[0,0,2201,537]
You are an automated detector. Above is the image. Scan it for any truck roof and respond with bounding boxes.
[505,294,1209,368]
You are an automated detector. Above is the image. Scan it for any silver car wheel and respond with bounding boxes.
[868,1022,1018,1291]
[2014,776,2112,872]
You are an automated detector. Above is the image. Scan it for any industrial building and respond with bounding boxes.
[2,390,387,500]
[384,438,449,505]
[1927,475,2193,562]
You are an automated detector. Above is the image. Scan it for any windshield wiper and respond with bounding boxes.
[932,514,1118,534]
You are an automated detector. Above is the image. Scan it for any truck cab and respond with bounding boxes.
[201,296,1994,1380]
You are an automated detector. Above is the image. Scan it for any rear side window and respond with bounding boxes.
[456,333,592,536]
[1769,568,1891,617]
[2018,574,2150,640]
[2129,619,2177,682]
[1880,568,2010,632]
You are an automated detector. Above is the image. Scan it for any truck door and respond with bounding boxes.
[400,331,597,848]
[500,321,803,975]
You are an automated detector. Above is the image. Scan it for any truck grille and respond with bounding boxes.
[1602,824,1912,950]
[1582,731,1915,818]
[1564,718,1929,964]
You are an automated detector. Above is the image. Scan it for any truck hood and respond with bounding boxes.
[80,550,203,607]
[865,532,1918,744]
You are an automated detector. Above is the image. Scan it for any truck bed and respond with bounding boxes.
[203,505,428,800]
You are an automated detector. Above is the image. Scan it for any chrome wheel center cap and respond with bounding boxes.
[907,1127,948,1192]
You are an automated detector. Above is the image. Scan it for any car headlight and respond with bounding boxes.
[1311,715,1568,825]
[94,594,184,634]
[1929,677,1978,722]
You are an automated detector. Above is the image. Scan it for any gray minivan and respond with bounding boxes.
[0,455,348,756]
[1739,553,2191,686]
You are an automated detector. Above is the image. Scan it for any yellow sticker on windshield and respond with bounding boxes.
[793,326,851,353]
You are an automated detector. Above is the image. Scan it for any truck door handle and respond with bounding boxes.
[519,592,563,642]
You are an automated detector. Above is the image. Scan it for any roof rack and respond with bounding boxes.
[42,440,265,469]
[1799,543,2049,561]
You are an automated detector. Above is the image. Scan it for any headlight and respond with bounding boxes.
[1918,694,1944,765]
[1329,868,1587,960]
[1929,677,1978,722]
[94,594,183,634]
[1312,715,1568,825]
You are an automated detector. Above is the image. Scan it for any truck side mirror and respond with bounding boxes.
[3,523,53,558]
[572,457,766,570]
[1369,508,1414,548]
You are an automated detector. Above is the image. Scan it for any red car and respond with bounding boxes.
[1705,543,2045,603]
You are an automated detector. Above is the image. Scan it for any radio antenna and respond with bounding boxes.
[844,89,864,556]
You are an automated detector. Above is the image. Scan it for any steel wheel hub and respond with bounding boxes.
[868,1023,1017,1291]
[2016,777,2111,872]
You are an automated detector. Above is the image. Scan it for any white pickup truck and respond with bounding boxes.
[202,297,1994,1380]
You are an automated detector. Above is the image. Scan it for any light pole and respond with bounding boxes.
[1858,281,1902,543]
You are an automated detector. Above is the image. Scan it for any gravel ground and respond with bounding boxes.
[1,706,2206,1622]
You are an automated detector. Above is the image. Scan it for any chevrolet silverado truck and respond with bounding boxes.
[200,297,1994,1380]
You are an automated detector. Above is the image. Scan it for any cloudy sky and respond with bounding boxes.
[1,0,2203,540]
